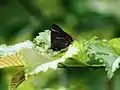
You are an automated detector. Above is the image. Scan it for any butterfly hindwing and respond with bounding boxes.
[51,24,73,51]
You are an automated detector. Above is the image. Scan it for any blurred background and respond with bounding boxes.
[0,0,120,45]
[1,0,120,90]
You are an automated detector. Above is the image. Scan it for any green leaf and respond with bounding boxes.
[29,43,80,75]
[10,70,25,90]
[109,38,120,55]
[33,30,51,54]
[0,41,33,57]
[1,30,120,89]
[89,40,120,79]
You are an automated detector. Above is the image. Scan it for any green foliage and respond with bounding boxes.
[15,30,120,80]
[88,39,120,79]
[1,30,120,89]
[1,0,120,90]
[33,30,51,54]
[0,41,33,57]
[109,38,120,55]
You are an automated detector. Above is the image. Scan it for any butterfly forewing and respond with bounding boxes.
[51,24,73,51]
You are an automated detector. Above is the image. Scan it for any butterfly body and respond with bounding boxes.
[51,24,73,51]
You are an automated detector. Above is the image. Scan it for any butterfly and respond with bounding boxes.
[51,24,73,51]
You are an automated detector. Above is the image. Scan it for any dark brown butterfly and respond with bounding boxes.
[51,24,73,51]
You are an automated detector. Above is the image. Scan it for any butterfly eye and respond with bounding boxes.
[66,35,73,42]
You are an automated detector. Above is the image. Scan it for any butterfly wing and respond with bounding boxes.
[51,24,73,51]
